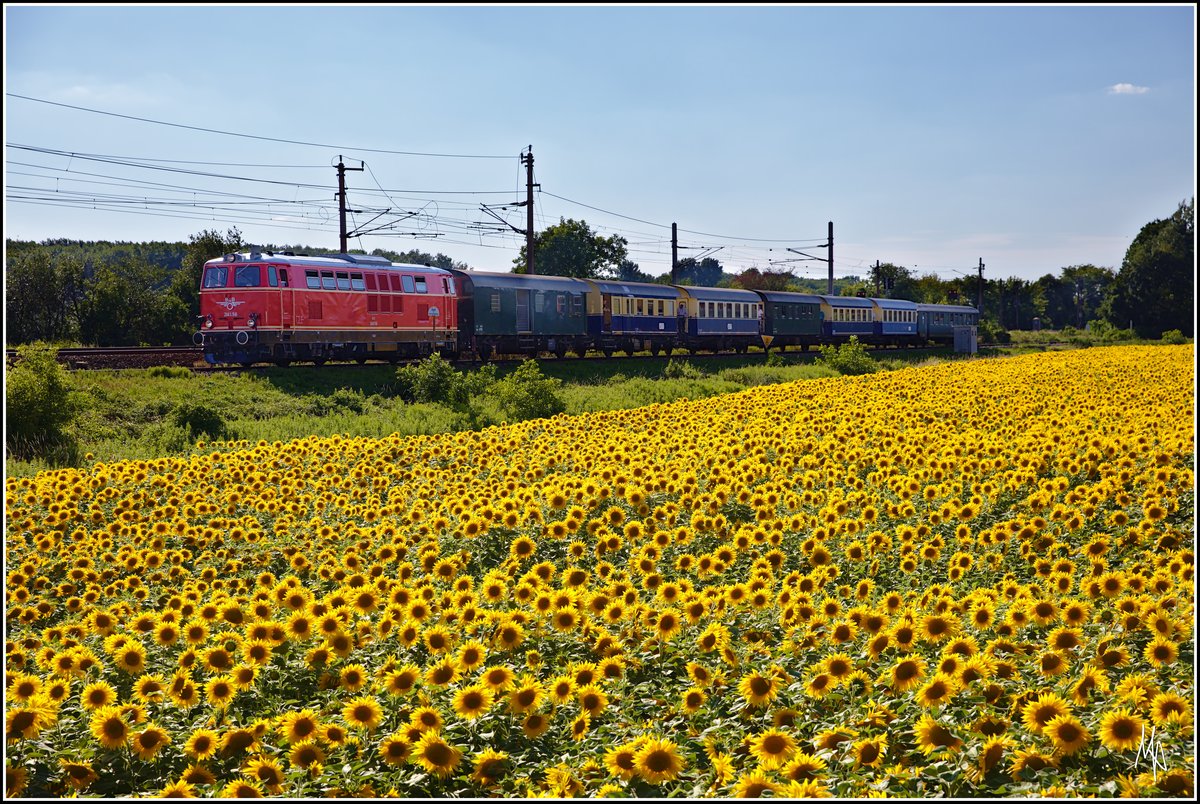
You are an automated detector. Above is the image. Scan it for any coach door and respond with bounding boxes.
[602,295,612,329]
[516,290,532,333]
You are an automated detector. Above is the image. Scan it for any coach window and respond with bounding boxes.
[534,292,545,313]
[557,295,566,315]
[401,275,416,294]
[235,265,262,287]
[321,271,336,290]
[573,294,584,316]
[415,277,428,293]
[203,266,229,288]
[351,273,366,291]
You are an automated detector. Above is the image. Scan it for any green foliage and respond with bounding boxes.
[484,359,566,421]
[731,267,796,291]
[1083,319,1135,342]
[146,366,192,379]
[170,401,227,440]
[297,388,372,417]
[816,336,879,376]
[513,218,629,278]
[4,250,81,344]
[765,350,786,367]
[1101,199,1194,337]
[394,353,471,407]
[977,317,1010,344]
[1160,329,1187,345]
[663,359,705,379]
[673,257,726,287]
[5,342,80,462]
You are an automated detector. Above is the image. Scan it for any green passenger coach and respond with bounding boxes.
[450,270,591,359]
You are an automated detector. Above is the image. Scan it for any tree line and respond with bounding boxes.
[4,229,468,347]
[5,199,1192,346]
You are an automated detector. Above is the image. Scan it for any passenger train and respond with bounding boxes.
[195,251,979,366]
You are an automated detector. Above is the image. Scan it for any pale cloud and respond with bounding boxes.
[1107,83,1150,95]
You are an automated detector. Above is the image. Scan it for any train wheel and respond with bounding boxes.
[356,357,368,364]
[274,359,291,368]
[312,357,327,366]
[554,347,567,359]
[602,348,614,358]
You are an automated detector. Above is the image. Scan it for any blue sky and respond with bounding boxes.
[4,4,1195,284]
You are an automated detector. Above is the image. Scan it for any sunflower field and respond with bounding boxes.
[5,344,1195,798]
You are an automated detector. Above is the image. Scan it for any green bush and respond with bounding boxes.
[1084,319,1135,342]
[485,359,565,422]
[1160,329,1187,345]
[663,359,704,379]
[978,317,1010,344]
[816,336,879,376]
[5,342,80,462]
[395,353,468,407]
[170,401,227,440]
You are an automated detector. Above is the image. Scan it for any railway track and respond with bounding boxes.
[5,346,205,371]
[7,342,983,372]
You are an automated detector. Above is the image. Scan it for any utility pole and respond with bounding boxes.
[671,223,679,283]
[335,156,364,254]
[782,221,833,291]
[521,147,537,274]
[977,258,985,312]
[827,221,834,295]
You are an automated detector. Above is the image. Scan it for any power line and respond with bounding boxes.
[7,93,515,159]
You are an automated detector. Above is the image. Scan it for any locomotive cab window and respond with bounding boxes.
[234,265,261,287]
[203,266,229,288]
[402,276,416,294]
[415,277,428,293]
[279,269,289,288]
[268,267,279,287]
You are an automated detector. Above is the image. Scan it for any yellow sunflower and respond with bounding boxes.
[634,737,686,784]
[749,727,798,770]
[414,730,462,778]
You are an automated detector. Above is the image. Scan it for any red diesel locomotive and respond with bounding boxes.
[195,251,458,366]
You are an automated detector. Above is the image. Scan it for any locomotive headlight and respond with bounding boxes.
[248,313,258,329]
[204,315,214,329]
